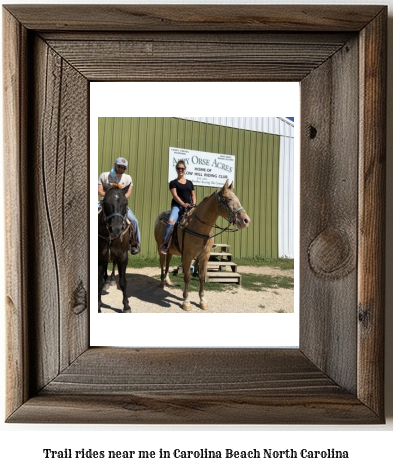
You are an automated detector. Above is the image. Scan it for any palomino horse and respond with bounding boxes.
[98,183,131,312]
[154,180,250,311]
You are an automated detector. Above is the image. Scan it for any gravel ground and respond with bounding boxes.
[100,265,294,313]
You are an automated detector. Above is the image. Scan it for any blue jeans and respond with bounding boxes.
[163,204,181,242]
[127,208,141,244]
[98,202,140,244]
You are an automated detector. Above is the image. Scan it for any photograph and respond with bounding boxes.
[97,117,295,315]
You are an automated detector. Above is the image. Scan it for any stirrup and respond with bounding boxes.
[131,245,140,255]
[159,243,169,255]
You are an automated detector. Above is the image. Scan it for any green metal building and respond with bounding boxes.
[98,117,293,259]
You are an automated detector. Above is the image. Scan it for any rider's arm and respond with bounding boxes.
[191,190,196,205]
[125,185,132,199]
[98,183,105,197]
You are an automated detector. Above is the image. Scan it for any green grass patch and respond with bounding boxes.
[240,273,294,291]
[126,255,182,269]
[235,256,294,271]
[126,254,294,271]
[155,271,294,293]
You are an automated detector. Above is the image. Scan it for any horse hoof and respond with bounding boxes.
[200,302,208,311]
[123,308,132,313]
[182,303,191,311]
[109,279,117,286]
[160,281,166,289]
[103,282,110,291]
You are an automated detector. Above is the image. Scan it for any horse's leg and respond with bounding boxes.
[98,264,106,312]
[103,263,110,291]
[159,253,166,288]
[198,254,209,310]
[164,253,173,286]
[182,254,193,311]
[109,262,116,286]
[117,257,131,313]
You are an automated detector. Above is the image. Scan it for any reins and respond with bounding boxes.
[176,191,241,256]
[98,197,130,261]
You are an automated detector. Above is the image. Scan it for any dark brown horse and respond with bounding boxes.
[154,180,250,311]
[98,183,131,312]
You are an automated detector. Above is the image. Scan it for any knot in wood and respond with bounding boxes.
[308,228,355,279]
[73,281,87,315]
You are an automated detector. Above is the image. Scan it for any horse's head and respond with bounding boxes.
[101,183,130,239]
[218,180,250,229]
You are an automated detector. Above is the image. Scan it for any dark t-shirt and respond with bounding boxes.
[170,179,194,207]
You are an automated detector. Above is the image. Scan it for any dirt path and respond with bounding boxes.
[100,266,294,313]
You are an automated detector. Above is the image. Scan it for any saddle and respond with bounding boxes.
[160,206,196,254]
[125,217,137,247]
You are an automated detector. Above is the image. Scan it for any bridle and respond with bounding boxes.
[98,195,129,245]
[177,191,242,254]
[216,191,244,225]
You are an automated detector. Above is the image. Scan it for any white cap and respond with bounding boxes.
[115,157,128,167]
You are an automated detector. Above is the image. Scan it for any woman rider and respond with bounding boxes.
[159,159,196,255]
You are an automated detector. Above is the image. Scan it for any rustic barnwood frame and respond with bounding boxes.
[3,5,386,423]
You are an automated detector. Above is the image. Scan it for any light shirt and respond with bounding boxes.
[98,171,133,189]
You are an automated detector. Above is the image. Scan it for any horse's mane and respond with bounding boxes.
[197,191,216,206]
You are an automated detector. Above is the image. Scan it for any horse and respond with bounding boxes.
[154,179,250,311]
[98,183,131,312]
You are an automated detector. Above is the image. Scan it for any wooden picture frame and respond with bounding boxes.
[3,5,386,424]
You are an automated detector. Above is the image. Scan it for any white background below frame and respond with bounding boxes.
[90,82,300,348]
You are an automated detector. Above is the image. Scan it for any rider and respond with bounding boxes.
[98,157,141,255]
[159,159,196,255]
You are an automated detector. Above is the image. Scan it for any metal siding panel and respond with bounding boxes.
[235,128,246,258]
[279,135,286,257]
[177,117,294,137]
[266,134,274,258]
[279,135,295,258]
[249,129,257,257]
[254,131,263,257]
[260,134,268,257]
[272,135,280,259]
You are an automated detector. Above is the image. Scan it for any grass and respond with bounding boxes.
[154,270,294,293]
[123,254,294,292]
[126,254,294,271]
[240,273,294,291]
[125,254,183,269]
[234,256,294,271]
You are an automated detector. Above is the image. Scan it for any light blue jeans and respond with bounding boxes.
[163,204,182,242]
[98,202,140,244]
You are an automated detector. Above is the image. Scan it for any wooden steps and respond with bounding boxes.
[177,243,242,285]
[205,244,241,284]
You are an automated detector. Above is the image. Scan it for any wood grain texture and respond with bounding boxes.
[3,8,30,417]
[300,36,359,394]
[3,5,386,424]
[3,5,384,31]
[358,9,387,416]
[30,36,90,386]
[46,37,349,82]
[7,348,379,424]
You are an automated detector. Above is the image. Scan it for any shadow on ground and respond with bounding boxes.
[100,273,188,313]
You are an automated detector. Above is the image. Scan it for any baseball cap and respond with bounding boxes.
[115,157,128,167]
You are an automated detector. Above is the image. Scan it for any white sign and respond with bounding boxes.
[169,147,235,188]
